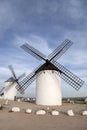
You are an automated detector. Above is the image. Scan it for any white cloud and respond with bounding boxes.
[14,34,52,55]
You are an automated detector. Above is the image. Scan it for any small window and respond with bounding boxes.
[43,71,45,74]
[52,70,54,73]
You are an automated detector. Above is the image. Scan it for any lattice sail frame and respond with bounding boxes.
[4,65,25,92]
[52,61,84,90]
[17,39,84,94]
[16,64,43,94]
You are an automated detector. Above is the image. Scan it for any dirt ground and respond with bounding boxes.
[0,99,87,130]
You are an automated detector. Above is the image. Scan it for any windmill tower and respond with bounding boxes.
[0,65,25,100]
[17,39,84,106]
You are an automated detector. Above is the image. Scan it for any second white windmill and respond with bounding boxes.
[0,65,25,100]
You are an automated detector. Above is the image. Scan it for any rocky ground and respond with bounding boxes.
[0,99,87,130]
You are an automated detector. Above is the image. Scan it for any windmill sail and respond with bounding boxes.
[21,43,46,61]
[2,65,26,95]
[17,73,25,81]
[52,61,84,90]
[16,64,42,94]
[8,65,17,79]
[48,39,73,61]
[20,39,84,93]
[0,87,5,95]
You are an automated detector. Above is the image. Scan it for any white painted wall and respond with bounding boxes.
[36,70,62,106]
[3,82,17,100]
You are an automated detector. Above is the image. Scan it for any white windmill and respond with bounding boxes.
[17,39,84,106]
[0,65,25,100]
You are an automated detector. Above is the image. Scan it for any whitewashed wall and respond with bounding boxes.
[36,70,62,106]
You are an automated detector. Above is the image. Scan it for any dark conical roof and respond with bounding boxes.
[35,60,61,73]
[5,77,15,83]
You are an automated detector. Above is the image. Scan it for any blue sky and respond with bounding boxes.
[0,0,87,97]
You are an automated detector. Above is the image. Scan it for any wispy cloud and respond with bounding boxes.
[15,34,52,55]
